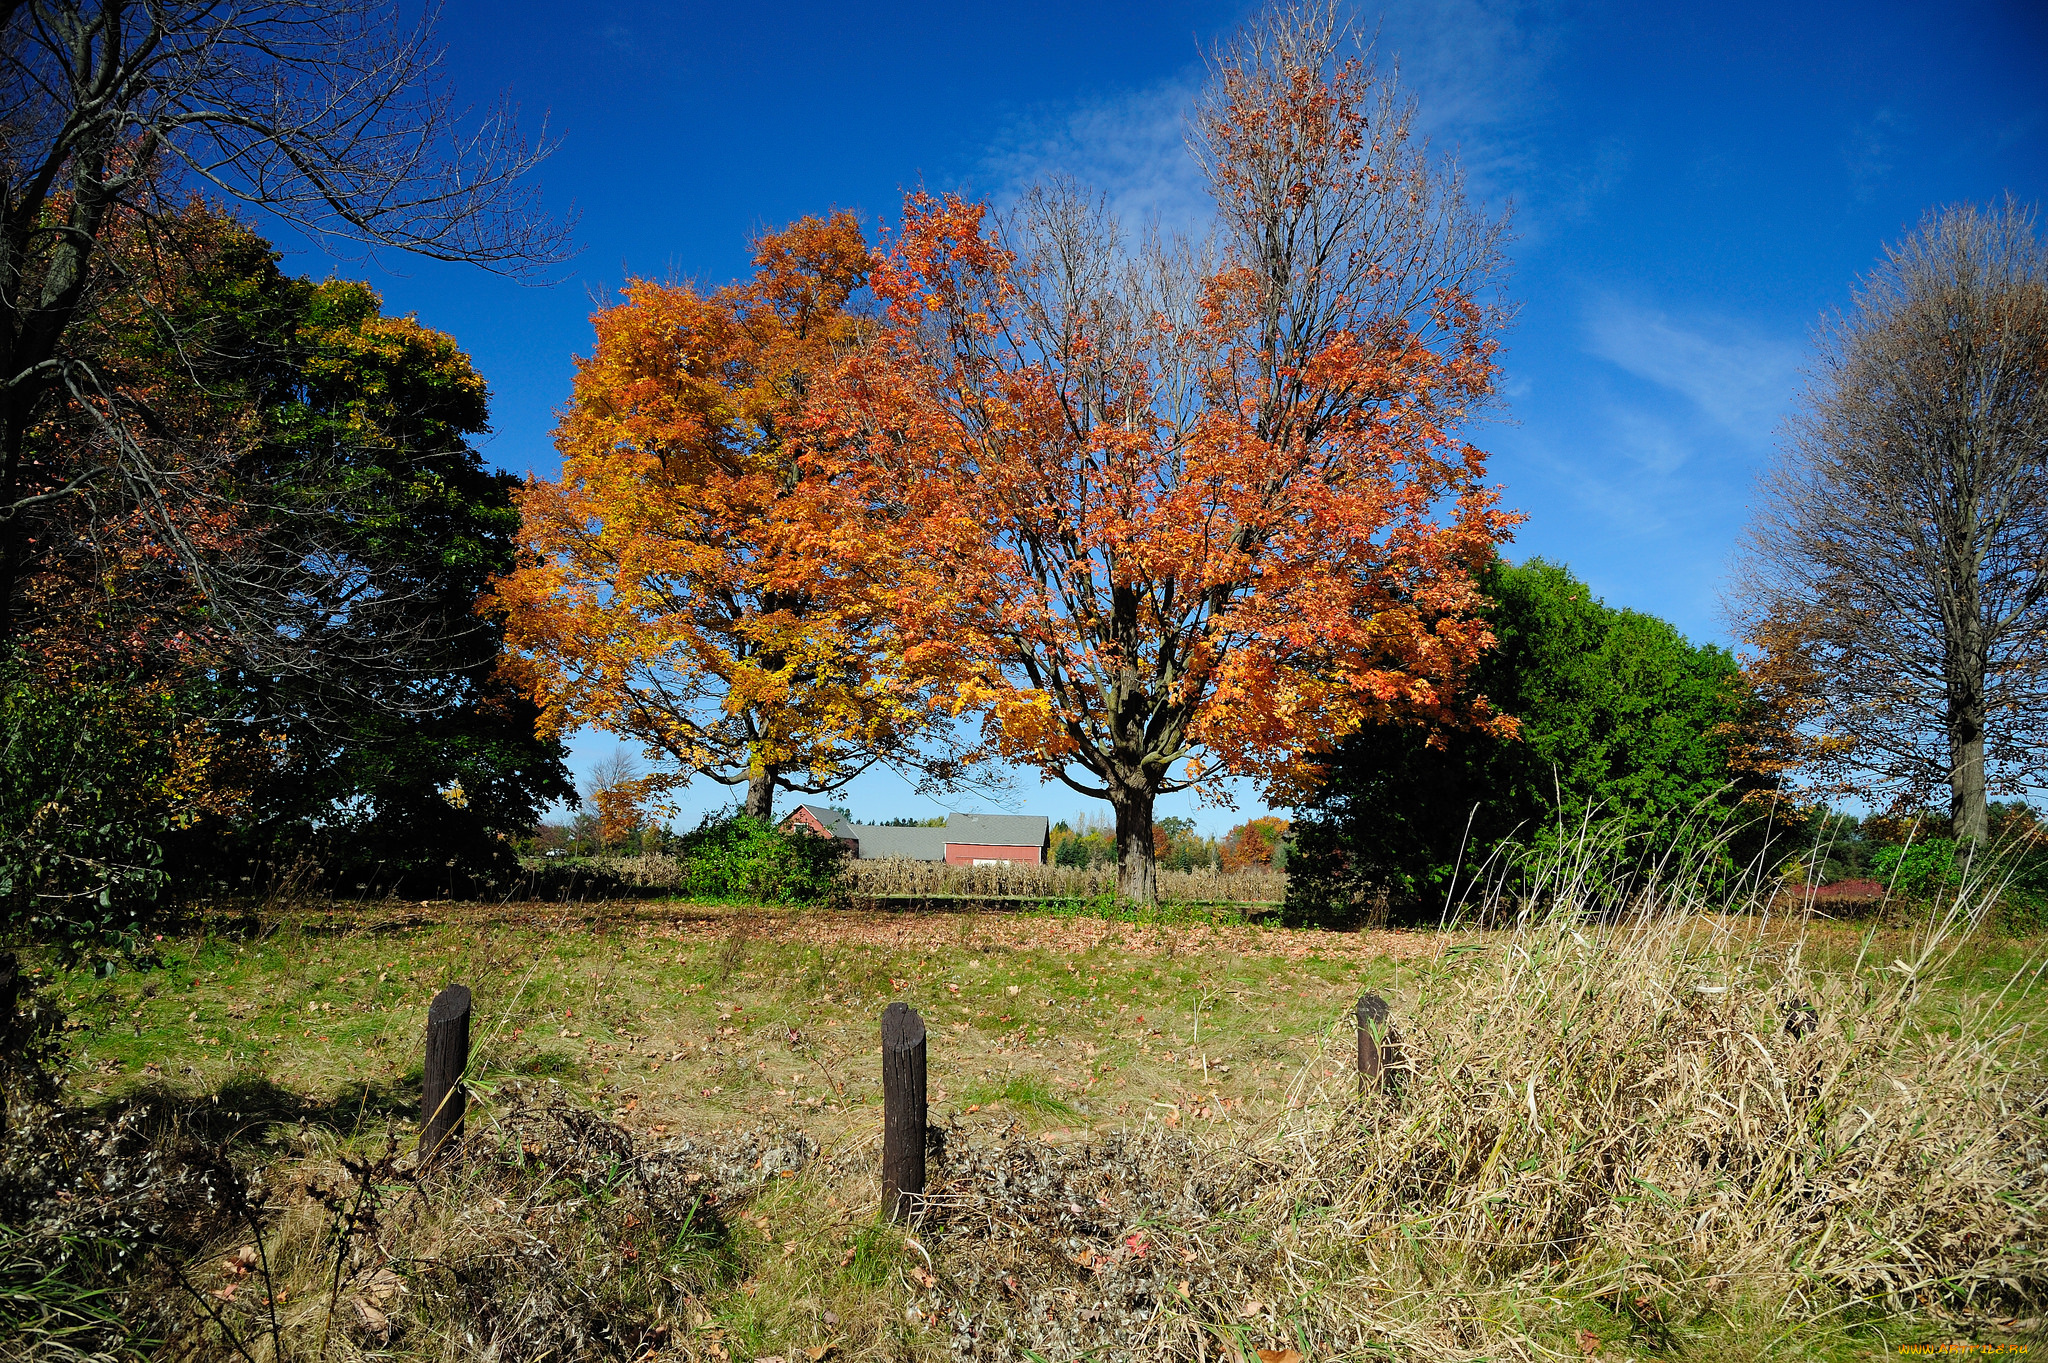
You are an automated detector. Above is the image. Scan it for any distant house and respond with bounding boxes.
[779,806,1050,865]
[781,805,859,851]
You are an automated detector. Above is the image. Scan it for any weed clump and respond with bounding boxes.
[161,1088,822,1361]
[898,828,2048,1359]
[917,1121,1281,1358]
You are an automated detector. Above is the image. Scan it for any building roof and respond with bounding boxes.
[806,810,1052,861]
[945,812,1050,847]
[786,804,856,839]
[850,824,949,861]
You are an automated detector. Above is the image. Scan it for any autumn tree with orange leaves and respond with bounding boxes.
[824,7,1518,902]
[489,215,982,823]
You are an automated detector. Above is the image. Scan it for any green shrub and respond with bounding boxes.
[1866,833,2048,934]
[1285,558,1772,927]
[674,814,846,904]
[0,666,173,956]
[1869,837,1959,896]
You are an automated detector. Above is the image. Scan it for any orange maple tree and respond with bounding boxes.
[823,13,1519,900]
[1220,817,1292,872]
[487,214,975,822]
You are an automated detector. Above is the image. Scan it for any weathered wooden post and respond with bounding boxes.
[0,952,18,1140]
[1356,991,1390,1094]
[0,952,19,1041]
[420,983,472,1165]
[880,1001,927,1221]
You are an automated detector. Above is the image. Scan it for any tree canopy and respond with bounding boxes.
[1,0,564,657]
[3,203,570,938]
[1285,558,1768,922]
[820,6,1516,902]
[487,213,983,826]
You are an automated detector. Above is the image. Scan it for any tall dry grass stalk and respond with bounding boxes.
[1199,831,2048,1354]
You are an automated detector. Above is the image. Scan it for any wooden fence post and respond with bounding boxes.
[1356,991,1391,1094]
[0,951,18,1041]
[420,983,472,1165]
[881,1001,927,1221]
[0,952,18,1140]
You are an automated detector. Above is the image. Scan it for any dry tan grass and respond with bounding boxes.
[583,851,1287,905]
[587,851,687,889]
[839,859,1285,905]
[142,838,2046,1362]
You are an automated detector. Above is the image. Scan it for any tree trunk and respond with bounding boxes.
[1112,784,1158,905]
[744,765,778,823]
[1950,710,1989,844]
[1948,625,1989,844]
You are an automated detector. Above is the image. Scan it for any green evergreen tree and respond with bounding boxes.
[1285,559,1768,923]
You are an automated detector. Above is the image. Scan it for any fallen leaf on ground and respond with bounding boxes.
[1238,1299,1263,1317]
[1257,1351,1303,1363]
[363,1267,406,1302]
[350,1296,392,1345]
[1576,1331,1602,1355]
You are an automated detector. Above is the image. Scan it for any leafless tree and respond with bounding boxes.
[1732,198,2048,843]
[583,746,638,803]
[0,0,569,653]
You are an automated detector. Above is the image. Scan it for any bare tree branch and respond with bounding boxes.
[0,0,570,662]
[1731,196,2048,842]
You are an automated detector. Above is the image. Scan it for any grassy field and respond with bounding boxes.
[13,895,2048,1362]
[45,899,1417,1143]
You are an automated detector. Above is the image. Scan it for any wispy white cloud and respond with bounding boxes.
[973,1,1564,239]
[1371,0,1561,202]
[1604,405,1691,476]
[1582,295,1801,440]
[1843,108,1905,203]
[1506,434,1677,538]
[975,74,1210,234]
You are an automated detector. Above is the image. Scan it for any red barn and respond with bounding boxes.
[779,807,1049,864]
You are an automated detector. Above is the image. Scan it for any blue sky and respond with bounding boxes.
[291,0,2047,834]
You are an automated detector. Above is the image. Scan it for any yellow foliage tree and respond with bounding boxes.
[487,215,976,821]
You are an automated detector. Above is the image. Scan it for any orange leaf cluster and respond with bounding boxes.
[817,192,1516,810]
[486,215,963,815]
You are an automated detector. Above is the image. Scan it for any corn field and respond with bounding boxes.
[582,852,1287,904]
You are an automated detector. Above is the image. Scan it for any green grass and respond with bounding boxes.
[30,901,1398,1144]
[11,896,2045,1361]
[960,1072,1077,1115]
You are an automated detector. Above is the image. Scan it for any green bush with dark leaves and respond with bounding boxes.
[1285,558,1775,927]
[673,814,846,904]
[0,666,174,956]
